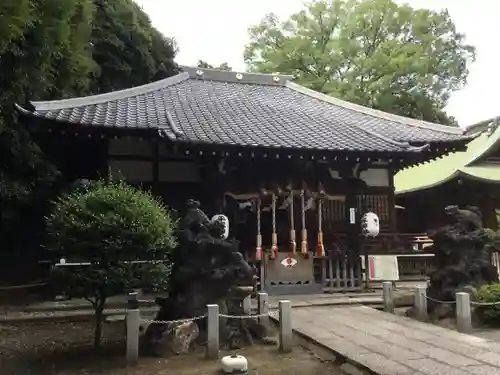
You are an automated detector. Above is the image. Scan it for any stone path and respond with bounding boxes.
[0,282,426,322]
[285,305,500,375]
[7,280,423,312]
[0,293,383,323]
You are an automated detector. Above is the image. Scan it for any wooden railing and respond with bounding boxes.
[363,233,433,254]
[326,232,433,255]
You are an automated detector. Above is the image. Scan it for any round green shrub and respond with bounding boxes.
[46,180,178,297]
[476,283,500,325]
[46,180,177,347]
[47,180,176,258]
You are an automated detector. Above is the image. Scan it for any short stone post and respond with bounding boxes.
[456,292,472,333]
[126,292,140,365]
[243,296,252,314]
[279,300,292,353]
[414,285,428,321]
[258,292,269,327]
[382,281,394,313]
[206,304,219,359]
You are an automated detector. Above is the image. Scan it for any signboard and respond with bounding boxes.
[349,208,356,224]
[361,255,399,281]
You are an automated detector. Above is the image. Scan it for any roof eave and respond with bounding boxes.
[465,129,500,167]
[395,170,460,196]
[29,72,190,112]
[14,103,32,115]
[285,81,465,137]
[396,167,500,196]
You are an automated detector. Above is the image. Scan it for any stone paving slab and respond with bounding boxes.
[7,292,383,314]
[0,293,382,323]
[279,305,500,375]
[268,295,382,309]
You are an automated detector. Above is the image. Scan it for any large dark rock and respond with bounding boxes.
[144,199,268,356]
[425,205,499,319]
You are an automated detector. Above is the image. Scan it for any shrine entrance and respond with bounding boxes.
[259,230,364,295]
[263,253,321,295]
[226,186,364,296]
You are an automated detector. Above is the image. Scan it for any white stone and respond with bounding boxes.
[221,355,248,374]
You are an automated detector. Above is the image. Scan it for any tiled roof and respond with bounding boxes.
[395,121,500,194]
[18,66,470,153]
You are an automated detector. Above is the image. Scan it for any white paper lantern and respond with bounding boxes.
[361,212,380,237]
[211,214,229,239]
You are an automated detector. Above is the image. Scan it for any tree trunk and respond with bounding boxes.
[93,297,106,350]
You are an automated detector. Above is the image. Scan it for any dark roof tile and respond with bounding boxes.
[19,67,470,153]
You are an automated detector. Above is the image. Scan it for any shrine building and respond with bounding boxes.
[17,67,472,294]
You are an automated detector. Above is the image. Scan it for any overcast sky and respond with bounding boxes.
[136,0,499,127]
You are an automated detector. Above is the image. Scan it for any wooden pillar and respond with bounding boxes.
[214,158,227,213]
[388,168,397,232]
[152,139,160,190]
[102,137,110,182]
[344,175,360,288]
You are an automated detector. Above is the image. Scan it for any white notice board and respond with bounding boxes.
[360,255,399,281]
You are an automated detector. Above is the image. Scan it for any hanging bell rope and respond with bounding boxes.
[316,197,325,257]
[255,198,262,261]
[289,192,296,256]
[300,189,308,257]
[270,193,278,260]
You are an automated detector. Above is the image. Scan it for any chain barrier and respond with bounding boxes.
[470,300,500,307]
[139,309,279,325]
[424,295,500,307]
[219,309,279,320]
[140,314,207,325]
[425,295,456,305]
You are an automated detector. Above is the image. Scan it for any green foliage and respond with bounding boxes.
[46,181,177,283]
[46,181,176,347]
[0,0,33,54]
[477,283,500,325]
[244,0,475,125]
[90,0,178,93]
[0,0,96,257]
[197,60,232,71]
[0,0,178,263]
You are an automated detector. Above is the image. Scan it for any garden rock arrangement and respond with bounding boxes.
[144,200,270,356]
[424,205,499,319]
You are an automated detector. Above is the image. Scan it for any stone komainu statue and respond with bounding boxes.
[422,204,499,320]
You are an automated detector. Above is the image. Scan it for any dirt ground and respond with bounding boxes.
[0,320,340,375]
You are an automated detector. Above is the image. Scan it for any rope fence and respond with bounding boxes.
[125,292,291,365]
[381,281,500,335]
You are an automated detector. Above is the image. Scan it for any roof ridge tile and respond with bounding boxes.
[285,81,464,136]
[180,66,293,86]
[29,72,190,111]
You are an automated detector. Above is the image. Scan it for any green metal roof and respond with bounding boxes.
[395,120,500,195]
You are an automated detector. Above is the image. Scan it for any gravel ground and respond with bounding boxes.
[0,320,340,375]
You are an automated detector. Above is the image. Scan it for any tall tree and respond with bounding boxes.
[244,0,475,125]
[0,0,178,277]
[0,0,33,54]
[90,0,178,93]
[0,0,95,260]
[197,60,232,71]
